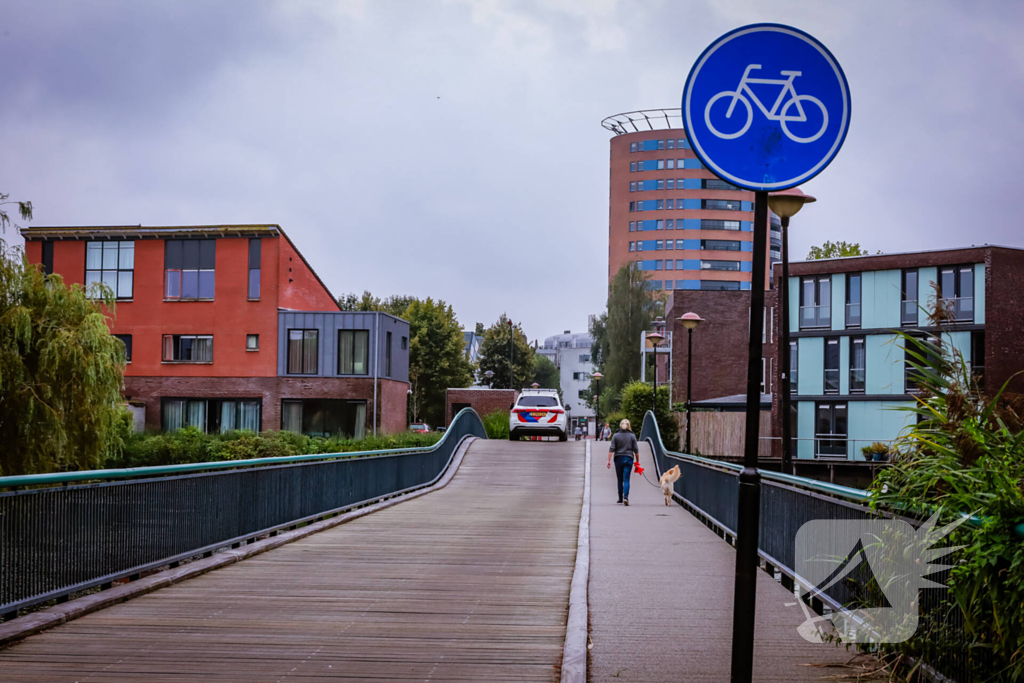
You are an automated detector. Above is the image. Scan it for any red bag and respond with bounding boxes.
[633,462,644,475]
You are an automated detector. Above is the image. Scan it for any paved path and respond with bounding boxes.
[0,440,585,682]
[588,442,854,682]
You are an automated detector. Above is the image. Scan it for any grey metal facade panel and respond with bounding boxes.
[278,311,410,382]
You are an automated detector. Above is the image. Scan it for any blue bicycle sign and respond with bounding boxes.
[683,24,851,191]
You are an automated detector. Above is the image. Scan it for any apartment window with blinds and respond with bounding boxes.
[337,329,369,375]
[162,398,260,433]
[940,265,974,321]
[846,273,861,328]
[850,337,866,394]
[281,399,366,439]
[287,329,319,374]
[165,239,215,300]
[248,238,261,300]
[86,241,134,299]
[162,334,213,362]
[815,402,848,457]
[824,338,840,394]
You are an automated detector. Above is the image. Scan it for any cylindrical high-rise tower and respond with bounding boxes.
[602,108,780,290]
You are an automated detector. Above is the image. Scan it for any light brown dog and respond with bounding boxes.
[659,465,681,506]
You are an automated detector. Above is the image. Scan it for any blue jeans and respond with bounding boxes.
[614,455,634,501]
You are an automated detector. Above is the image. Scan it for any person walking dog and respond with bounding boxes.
[607,418,639,506]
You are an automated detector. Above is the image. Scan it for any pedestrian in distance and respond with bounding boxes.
[607,419,639,506]
[574,424,583,441]
[601,423,612,441]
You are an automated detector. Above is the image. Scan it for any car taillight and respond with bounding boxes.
[549,408,564,414]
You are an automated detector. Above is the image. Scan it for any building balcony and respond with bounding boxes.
[799,305,831,329]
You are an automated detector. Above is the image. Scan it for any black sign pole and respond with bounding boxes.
[729,190,767,683]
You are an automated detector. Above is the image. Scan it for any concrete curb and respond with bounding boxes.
[560,440,591,683]
[0,435,479,649]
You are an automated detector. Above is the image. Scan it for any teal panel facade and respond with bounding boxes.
[860,271,878,328]
[797,401,815,459]
[847,400,913,460]
[863,269,901,329]
[798,337,824,395]
[831,274,846,330]
[918,266,937,326]
[865,333,903,394]
[788,276,799,335]
[974,263,986,324]
[944,330,971,360]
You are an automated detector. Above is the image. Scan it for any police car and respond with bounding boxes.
[509,388,567,441]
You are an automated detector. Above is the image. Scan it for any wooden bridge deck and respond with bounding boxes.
[0,440,586,682]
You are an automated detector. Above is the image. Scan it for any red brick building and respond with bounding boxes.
[445,388,519,427]
[22,224,409,436]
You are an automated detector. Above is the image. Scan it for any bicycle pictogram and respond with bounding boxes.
[704,64,828,143]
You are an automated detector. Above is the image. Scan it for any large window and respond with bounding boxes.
[701,260,740,271]
[248,238,261,300]
[701,239,741,251]
[281,399,366,438]
[901,269,918,326]
[287,329,319,374]
[42,241,54,275]
[846,273,861,328]
[701,220,740,231]
[702,199,742,211]
[940,265,974,321]
[165,239,215,300]
[700,280,741,291]
[815,402,848,457]
[850,336,866,394]
[337,329,369,375]
[800,276,831,329]
[115,334,132,363]
[824,338,840,394]
[162,334,213,362]
[904,334,940,393]
[162,398,260,433]
[86,241,134,299]
[702,178,741,190]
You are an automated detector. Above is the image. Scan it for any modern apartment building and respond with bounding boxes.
[21,224,410,437]
[538,331,595,431]
[602,109,780,292]
[772,245,1024,460]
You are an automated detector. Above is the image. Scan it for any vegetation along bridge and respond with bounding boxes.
[0,409,958,681]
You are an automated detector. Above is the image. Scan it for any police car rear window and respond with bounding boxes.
[517,396,558,407]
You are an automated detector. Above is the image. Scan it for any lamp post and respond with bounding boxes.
[484,369,494,389]
[531,382,540,389]
[767,188,816,475]
[507,319,515,390]
[646,330,665,417]
[677,312,704,454]
[592,371,604,437]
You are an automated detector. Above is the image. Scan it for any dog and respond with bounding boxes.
[659,465,681,506]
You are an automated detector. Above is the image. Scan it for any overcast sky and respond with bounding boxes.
[3,0,1022,342]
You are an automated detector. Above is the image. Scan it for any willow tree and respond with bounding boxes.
[0,239,127,476]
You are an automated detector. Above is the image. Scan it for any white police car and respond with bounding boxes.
[509,389,567,442]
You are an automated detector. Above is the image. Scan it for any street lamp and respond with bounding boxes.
[646,330,665,417]
[678,312,704,454]
[768,187,816,475]
[507,319,515,390]
[531,382,539,389]
[592,371,604,437]
[484,369,494,389]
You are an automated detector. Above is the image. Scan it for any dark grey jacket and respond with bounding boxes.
[609,430,639,459]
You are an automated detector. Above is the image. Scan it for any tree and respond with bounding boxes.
[807,241,878,260]
[404,298,473,427]
[600,265,663,410]
[474,322,484,336]
[477,314,534,391]
[532,354,560,392]
[0,239,127,476]
[337,291,415,319]
[619,380,678,451]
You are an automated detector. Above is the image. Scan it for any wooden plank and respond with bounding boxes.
[0,441,586,682]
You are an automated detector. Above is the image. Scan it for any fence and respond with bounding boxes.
[640,411,994,682]
[0,408,487,620]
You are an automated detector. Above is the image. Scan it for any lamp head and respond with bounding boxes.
[484,370,494,379]
[767,186,817,219]
[646,331,665,346]
[531,382,540,388]
[678,311,704,331]
[592,371,604,380]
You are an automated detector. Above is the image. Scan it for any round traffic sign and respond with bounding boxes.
[682,23,851,191]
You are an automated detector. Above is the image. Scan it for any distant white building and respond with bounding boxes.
[463,330,484,384]
[540,330,595,432]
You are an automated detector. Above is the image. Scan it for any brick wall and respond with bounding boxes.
[444,388,519,426]
[378,378,410,434]
[985,248,1024,393]
[125,375,386,433]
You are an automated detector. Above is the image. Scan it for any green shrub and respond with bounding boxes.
[482,411,510,440]
[619,380,678,450]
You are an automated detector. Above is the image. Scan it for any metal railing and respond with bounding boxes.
[0,408,487,620]
[640,412,1022,681]
[942,296,974,322]
[799,304,831,329]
